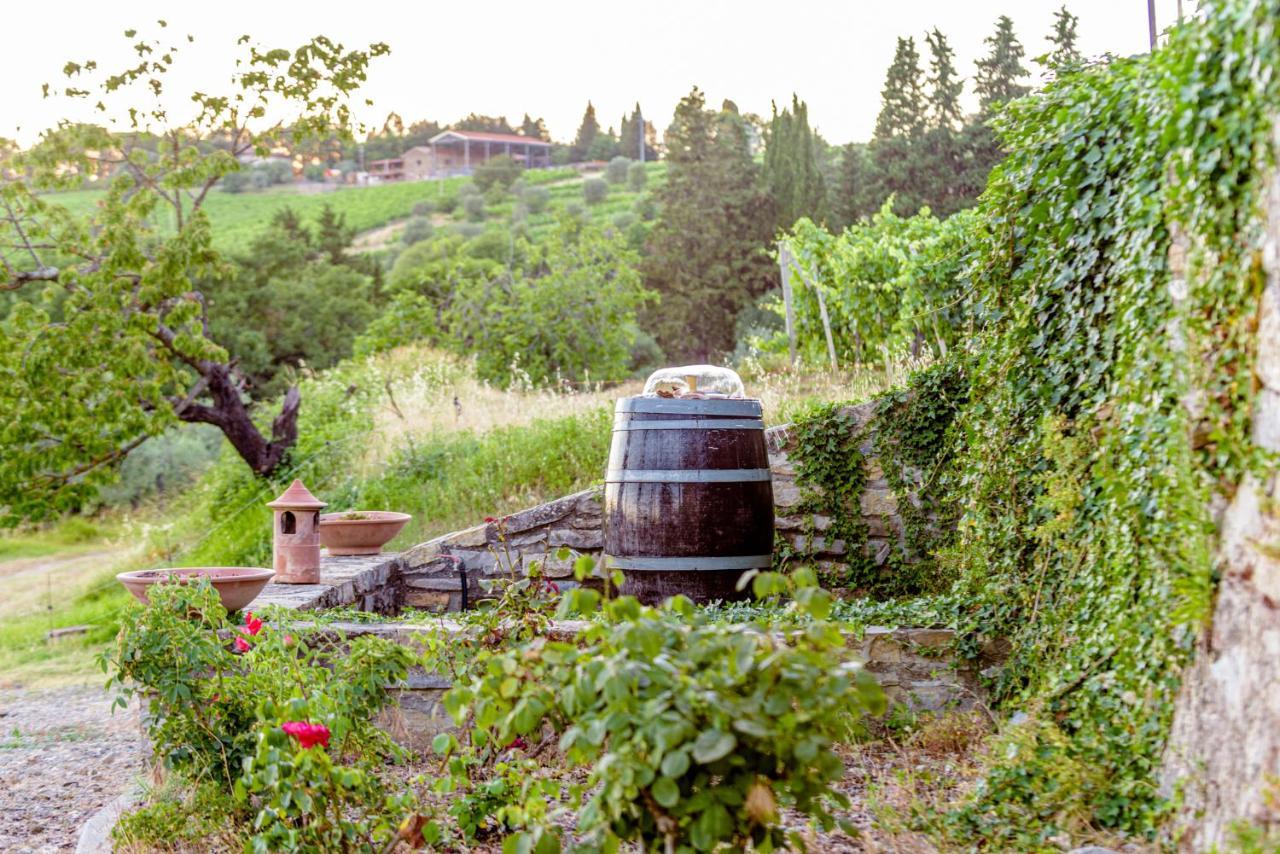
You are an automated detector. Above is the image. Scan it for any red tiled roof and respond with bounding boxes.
[430,130,552,146]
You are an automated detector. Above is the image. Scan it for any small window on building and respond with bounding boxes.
[313,511,320,527]
[281,511,296,534]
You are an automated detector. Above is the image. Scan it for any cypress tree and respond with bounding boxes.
[520,113,550,141]
[642,88,775,361]
[925,28,964,131]
[874,37,927,140]
[974,16,1030,113]
[764,94,827,230]
[1048,5,1082,65]
[570,101,600,162]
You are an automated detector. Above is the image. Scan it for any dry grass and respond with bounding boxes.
[356,347,932,477]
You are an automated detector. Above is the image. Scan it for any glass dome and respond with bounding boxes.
[642,365,746,399]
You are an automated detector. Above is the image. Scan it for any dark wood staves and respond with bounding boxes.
[604,396,774,605]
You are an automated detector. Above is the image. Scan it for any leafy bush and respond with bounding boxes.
[411,200,434,216]
[444,568,885,852]
[400,216,434,246]
[462,193,486,222]
[472,154,522,192]
[221,169,251,193]
[582,176,608,205]
[627,160,648,192]
[104,580,419,849]
[636,195,657,221]
[522,184,550,214]
[605,155,631,184]
[778,204,976,366]
[610,211,636,231]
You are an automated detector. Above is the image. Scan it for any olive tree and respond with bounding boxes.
[0,25,388,522]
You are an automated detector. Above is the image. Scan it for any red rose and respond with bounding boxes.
[244,612,264,636]
[282,721,331,749]
[234,636,251,653]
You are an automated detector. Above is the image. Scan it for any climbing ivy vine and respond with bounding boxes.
[787,0,1278,845]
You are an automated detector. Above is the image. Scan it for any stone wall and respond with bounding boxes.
[314,619,987,751]
[1159,122,1280,850]
[397,402,907,608]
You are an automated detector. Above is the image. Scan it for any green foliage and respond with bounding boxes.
[974,15,1030,112]
[777,205,977,366]
[874,37,927,141]
[521,184,551,214]
[570,101,601,162]
[627,160,648,192]
[642,89,776,361]
[365,219,651,385]
[400,216,434,246]
[462,193,486,222]
[605,155,632,184]
[472,154,523,193]
[208,206,379,397]
[444,568,885,852]
[582,176,608,205]
[0,28,388,521]
[890,1,1272,842]
[105,580,417,850]
[764,94,827,229]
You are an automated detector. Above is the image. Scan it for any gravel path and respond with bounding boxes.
[0,685,144,853]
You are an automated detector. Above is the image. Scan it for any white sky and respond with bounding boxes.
[1,0,1188,147]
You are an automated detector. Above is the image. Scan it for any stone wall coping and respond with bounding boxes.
[252,552,404,612]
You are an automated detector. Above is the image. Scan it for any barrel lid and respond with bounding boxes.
[615,397,763,417]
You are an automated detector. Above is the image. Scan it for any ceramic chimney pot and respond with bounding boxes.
[267,479,327,584]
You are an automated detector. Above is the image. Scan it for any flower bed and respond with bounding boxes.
[101,557,989,852]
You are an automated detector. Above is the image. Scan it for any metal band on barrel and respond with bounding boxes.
[612,418,763,431]
[604,554,773,571]
[614,398,763,417]
[605,468,772,483]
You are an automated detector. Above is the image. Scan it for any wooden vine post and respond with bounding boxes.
[783,242,838,372]
[777,242,798,368]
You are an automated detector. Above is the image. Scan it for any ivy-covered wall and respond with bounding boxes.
[1159,120,1280,851]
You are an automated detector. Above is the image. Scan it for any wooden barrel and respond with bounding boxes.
[604,396,774,605]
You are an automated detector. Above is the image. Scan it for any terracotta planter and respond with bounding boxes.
[116,567,275,613]
[319,511,412,556]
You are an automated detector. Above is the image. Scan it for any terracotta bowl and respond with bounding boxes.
[319,511,413,556]
[116,567,275,613]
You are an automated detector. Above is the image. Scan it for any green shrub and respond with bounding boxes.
[400,216,434,246]
[104,580,420,849]
[605,155,631,184]
[462,193,485,222]
[627,160,648,192]
[636,195,657,221]
[610,211,636,231]
[411,200,434,216]
[471,154,522,192]
[522,185,550,214]
[582,176,608,205]
[444,568,885,852]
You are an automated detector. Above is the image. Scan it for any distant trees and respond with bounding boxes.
[874,38,927,141]
[1047,5,1082,65]
[832,12,1045,226]
[571,102,601,162]
[764,94,827,230]
[472,155,522,192]
[208,207,379,397]
[519,113,551,141]
[975,16,1031,113]
[359,222,651,384]
[455,113,517,135]
[642,88,775,361]
[619,104,658,161]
